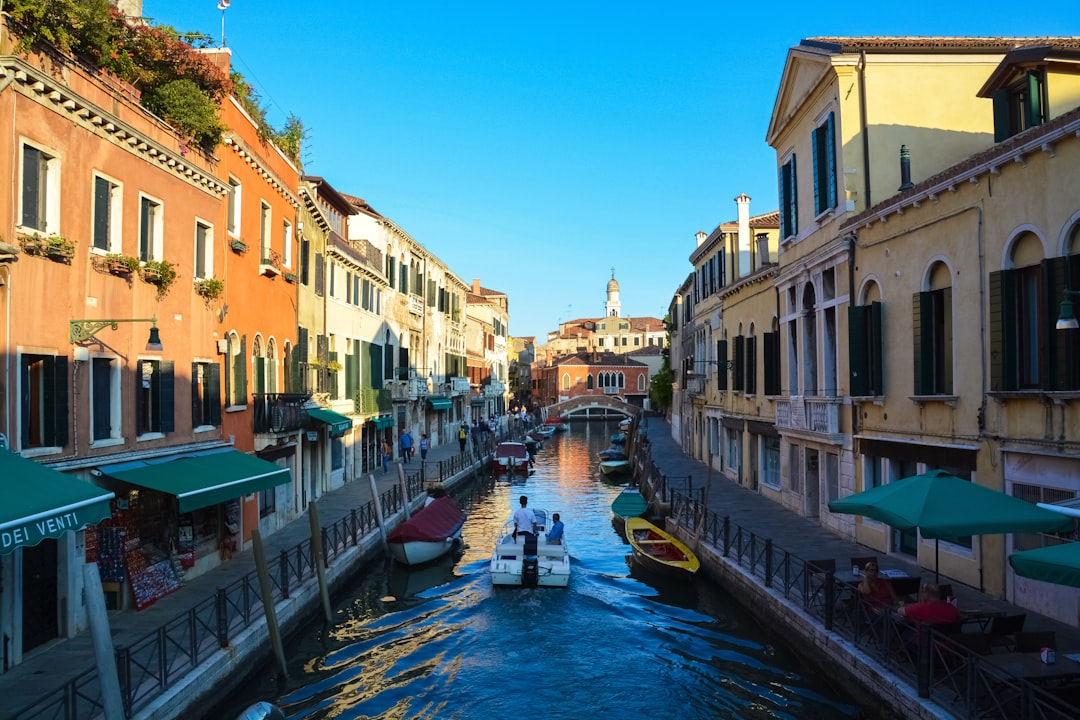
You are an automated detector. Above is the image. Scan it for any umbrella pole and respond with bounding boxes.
[935,539,940,584]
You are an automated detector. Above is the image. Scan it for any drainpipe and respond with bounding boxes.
[858,51,871,209]
[847,232,858,439]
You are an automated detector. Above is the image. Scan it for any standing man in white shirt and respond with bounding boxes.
[512,495,537,542]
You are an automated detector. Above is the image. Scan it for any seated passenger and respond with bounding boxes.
[857,562,898,615]
[546,513,564,544]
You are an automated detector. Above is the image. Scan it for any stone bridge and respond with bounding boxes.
[546,394,639,421]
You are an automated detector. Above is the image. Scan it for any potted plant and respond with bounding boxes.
[230,238,248,254]
[20,233,75,262]
[194,277,224,300]
[102,253,140,276]
[141,259,178,295]
[326,360,343,373]
[284,271,298,283]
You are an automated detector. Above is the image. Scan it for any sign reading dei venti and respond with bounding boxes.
[1,510,86,552]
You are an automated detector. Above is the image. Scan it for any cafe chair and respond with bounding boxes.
[1014,630,1055,653]
[985,613,1027,652]
[938,583,954,600]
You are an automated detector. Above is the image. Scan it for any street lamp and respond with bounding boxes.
[1057,289,1080,331]
[70,317,163,351]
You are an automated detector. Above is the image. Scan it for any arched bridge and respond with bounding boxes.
[546,395,639,421]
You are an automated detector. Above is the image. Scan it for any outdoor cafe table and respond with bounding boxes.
[983,652,1080,685]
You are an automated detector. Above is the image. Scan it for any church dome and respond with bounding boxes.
[607,274,619,292]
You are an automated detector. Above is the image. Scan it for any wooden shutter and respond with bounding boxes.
[93,177,110,250]
[989,270,1018,391]
[912,292,934,395]
[746,337,757,394]
[45,355,69,448]
[848,305,869,397]
[346,344,358,400]
[21,146,41,229]
[369,342,384,390]
[208,362,222,425]
[992,88,1011,142]
[825,113,837,210]
[763,332,780,396]
[236,335,248,405]
[717,340,729,391]
[869,301,883,395]
[300,238,310,285]
[733,336,745,392]
[1025,71,1043,128]
[159,361,175,433]
[1044,257,1068,390]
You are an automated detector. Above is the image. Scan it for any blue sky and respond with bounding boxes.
[143,2,1068,341]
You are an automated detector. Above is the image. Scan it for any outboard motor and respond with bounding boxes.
[522,534,539,587]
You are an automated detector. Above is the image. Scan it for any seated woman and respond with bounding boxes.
[857,562,898,616]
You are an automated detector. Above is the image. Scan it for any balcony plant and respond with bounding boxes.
[102,253,140,276]
[326,360,343,373]
[140,259,178,295]
[283,271,298,283]
[20,232,75,263]
[230,238,248,254]
[194,277,224,300]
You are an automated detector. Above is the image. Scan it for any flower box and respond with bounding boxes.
[20,233,75,263]
[283,272,298,283]
[230,239,248,254]
[194,278,224,300]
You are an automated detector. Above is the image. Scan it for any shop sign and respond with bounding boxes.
[306,430,319,441]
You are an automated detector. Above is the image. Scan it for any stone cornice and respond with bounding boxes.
[223,135,299,208]
[1,57,229,197]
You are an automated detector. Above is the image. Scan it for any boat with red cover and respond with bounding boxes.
[387,496,467,566]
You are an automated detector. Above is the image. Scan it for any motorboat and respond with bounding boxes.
[490,509,570,588]
[610,432,626,445]
[386,496,466,566]
[532,425,556,439]
[491,441,532,474]
[618,418,632,431]
[611,487,648,536]
[599,459,631,477]
[624,517,699,580]
[598,447,627,461]
[545,415,570,432]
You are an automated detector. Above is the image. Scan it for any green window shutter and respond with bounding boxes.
[236,334,248,405]
[93,177,110,250]
[159,360,175,433]
[746,336,757,394]
[992,88,1011,142]
[717,339,729,391]
[763,332,780,396]
[255,356,265,395]
[869,301,884,395]
[1025,71,1043,129]
[989,270,1018,391]
[733,336,745,392]
[940,288,953,394]
[369,342,383,390]
[789,154,798,236]
[812,126,822,215]
[191,361,200,427]
[826,113,837,210]
[208,362,222,425]
[913,292,934,394]
[1044,257,1068,390]
[346,347,357,399]
[848,304,869,397]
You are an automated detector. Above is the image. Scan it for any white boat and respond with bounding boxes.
[491,441,532,475]
[599,459,631,477]
[387,496,466,566]
[490,509,570,588]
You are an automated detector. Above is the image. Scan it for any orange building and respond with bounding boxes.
[535,352,650,407]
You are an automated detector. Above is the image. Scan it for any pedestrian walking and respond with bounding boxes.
[419,433,430,461]
[458,423,468,453]
[400,428,413,465]
[382,440,392,473]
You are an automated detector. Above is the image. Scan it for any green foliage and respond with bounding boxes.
[231,72,306,165]
[141,259,178,296]
[649,364,673,413]
[142,79,223,147]
[194,277,225,300]
[104,252,140,273]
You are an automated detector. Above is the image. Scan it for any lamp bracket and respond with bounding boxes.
[70,317,158,344]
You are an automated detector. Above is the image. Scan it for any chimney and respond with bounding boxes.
[899,145,914,191]
[736,193,751,275]
[472,278,481,294]
[695,230,707,247]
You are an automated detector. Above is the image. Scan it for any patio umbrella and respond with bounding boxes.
[828,469,1075,581]
[1009,543,1080,589]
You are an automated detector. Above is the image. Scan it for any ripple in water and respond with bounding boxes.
[215,423,860,720]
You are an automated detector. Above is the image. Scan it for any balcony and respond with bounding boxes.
[408,296,424,315]
[259,248,282,277]
[775,396,842,439]
[449,376,470,396]
[602,386,622,395]
[252,393,310,434]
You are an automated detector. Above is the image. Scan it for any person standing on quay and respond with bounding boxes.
[400,428,413,464]
[458,423,468,453]
[419,433,430,461]
[382,440,392,473]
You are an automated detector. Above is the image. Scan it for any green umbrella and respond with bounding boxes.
[828,469,1075,580]
[1009,543,1080,589]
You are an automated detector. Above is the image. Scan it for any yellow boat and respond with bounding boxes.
[624,517,700,580]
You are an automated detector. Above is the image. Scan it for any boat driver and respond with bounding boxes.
[513,495,537,542]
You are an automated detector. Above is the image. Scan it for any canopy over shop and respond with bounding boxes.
[1,451,114,555]
[306,407,353,438]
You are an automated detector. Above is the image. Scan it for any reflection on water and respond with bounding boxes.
[210,422,860,720]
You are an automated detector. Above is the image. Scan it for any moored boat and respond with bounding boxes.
[492,441,532,475]
[387,496,467,566]
[533,425,556,439]
[624,517,699,579]
[599,459,631,477]
[598,447,626,461]
[490,509,570,587]
[611,487,648,535]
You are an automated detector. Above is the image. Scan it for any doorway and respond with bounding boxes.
[805,448,820,518]
[21,539,58,653]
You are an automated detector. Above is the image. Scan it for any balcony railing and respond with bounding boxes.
[252,392,310,434]
[775,396,841,435]
[259,248,282,276]
[449,377,470,396]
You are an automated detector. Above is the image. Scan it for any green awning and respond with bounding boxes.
[307,408,353,437]
[470,397,485,406]
[427,396,452,411]
[103,448,291,513]
[372,415,395,429]
[1,452,114,555]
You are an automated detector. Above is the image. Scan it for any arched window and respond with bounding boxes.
[913,261,953,395]
[586,374,594,389]
[266,338,278,393]
[252,335,266,395]
[229,331,246,406]
[562,373,571,390]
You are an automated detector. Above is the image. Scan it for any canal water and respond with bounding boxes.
[210,422,862,720]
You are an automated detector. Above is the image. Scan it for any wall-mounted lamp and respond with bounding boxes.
[70,316,163,351]
[1057,289,1080,331]
[689,358,734,376]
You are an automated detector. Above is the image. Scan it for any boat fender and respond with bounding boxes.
[236,702,286,720]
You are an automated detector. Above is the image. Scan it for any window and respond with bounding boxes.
[20,353,68,450]
[598,338,605,347]
[745,335,757,394]
[265,339,278,393]
[194,221,213,279]
[90,355,121,442]
[562,374,571,390]
[762,435,780,488]
[825,452,839,503]
[20,143,59,233]
[849,302,883,396]
[259,201,272,261]
[328,263,336,298]
[252,335,266,395]
[135,359,174,436]
[191,361,222,429]
[92,174,121,252]
[993,70,1046,142]
[763,331,781,395]
[282,220,293,268]
[726,428,741,474]
[637,374,646,391]
[733,336,745,392]
[259,484,276,518]
[990,256,1062,391]
[789,443,802,493]
[300,238,310,285]
[139,195,163,261]
[779,154,798,239]
[913,288,952,394]
[314,253,325,296]
[812,112,837,216]
[227,176,241,236]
